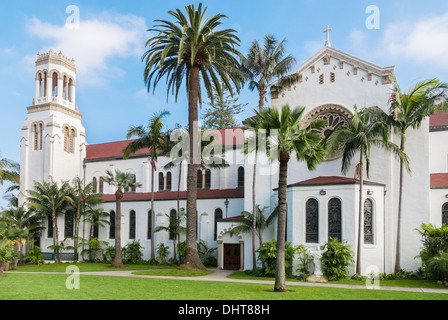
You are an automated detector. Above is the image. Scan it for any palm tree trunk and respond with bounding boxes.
[185,65,206,271]
[395,138,405,273]
[252,155,257,270]
[150,163,155,261]
[52,209,60,263]
[74,197,81,261]
[356,162,364,275]
[112,188,124,268]
[274,153,289,292]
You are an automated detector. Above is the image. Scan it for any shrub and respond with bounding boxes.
[122,240,144,264]
[321,238,354,281]
[81,238,108,262]
[25,245,44,265]
[416,223,448,281]
[256,239,295,276]
[156,243,170,264]
[295,244,313,279]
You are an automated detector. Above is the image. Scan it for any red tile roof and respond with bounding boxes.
[86,128,245,161]
[288,176,383,187]
[430,173,448,188]
[430,111,448,128]
[101,188,244,202]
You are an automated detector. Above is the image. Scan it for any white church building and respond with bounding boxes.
[18,37,448,275]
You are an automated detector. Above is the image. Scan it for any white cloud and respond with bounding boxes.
[381,13,448,69]
[26,12,148,86]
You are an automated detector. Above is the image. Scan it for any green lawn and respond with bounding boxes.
[227,271,446,290]
[132,269,213,277]
[7,262,176,273]
[1,273,447,300]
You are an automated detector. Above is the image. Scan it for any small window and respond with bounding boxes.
[64,212,74,238]
[109,211,116,239]
[306,199,319,243]
[92,177,98,193]
[364,199,374,244]
[330,72,335,83]
[169,209,177,240]
[237,167,244,188]
[166,172,172,191]
[197,170,203,189]
[158,172,164,191]
[443,203,448,226]
[205,169,211,189]
[129,210,136,239]
[319,73,324,84]
[328,198,342,241]
[99,177,104,193]
[47,216,53,238]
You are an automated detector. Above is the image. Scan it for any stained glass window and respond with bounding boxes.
[109,211,115,239]
[443,203,448,226]
[328,198,342,241]
[64,212,74,238]
[214,208,223,241]
[238,167,244,188]
[147,210,152,240]
[306,199,319,243]
[364,199,374,244]
[129,210,136,239]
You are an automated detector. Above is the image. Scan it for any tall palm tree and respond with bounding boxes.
[255,104,326,292]
[102,170,141,268]
[387,75,448,272]
[241,34,299,270]
[69,176,103,261]
[123,110,170,261]
[142,3,244,270]
[154,210,186,263]
[27,181,73,263]
[326,106,408,275]
[0,153,19,185]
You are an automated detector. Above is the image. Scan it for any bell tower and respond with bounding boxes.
[19,50,86,204]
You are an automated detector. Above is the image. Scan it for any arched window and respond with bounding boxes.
[43,71,47,97]
[443,203,448,226]
[328,198,342,241]
[129,210,136,239]
[205,169,211,189]
[64,212,73,238]
[69,128,76,153]
[63,126,70,153]
[166,172,172,191]
[364,199,374,244]
[197,170,203,189]
[99,177,104,193]
[109,211,115,239]
[131,174,137,193]
[38,73,43,97]
[214,208,223,241]
[147,210,152,240]
[33,123,43,151]
[237,167,244,188]
[68,78,73,102]
[93,217,99,239]
[47,215,53,238]
[158,172,164,191]
[306,199,319,243]
[63,75,67,100]
[169,209,177,240]
[38,123,43,150]
[52,72,58,97]
[92,177,98,193]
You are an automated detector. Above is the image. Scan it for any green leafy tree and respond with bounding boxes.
[102,170,141,268]
[142,3,244,270]
[0,152,19,186]
[27,181,73,263]
[154,210,186,264]
[387,75,448,272]
[123,110,170,261]
[254,104,326,292]
[325,106,408,275]
[201,82,247,130]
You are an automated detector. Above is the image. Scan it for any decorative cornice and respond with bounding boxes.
[27,102,82,120]
[36,50,76,73]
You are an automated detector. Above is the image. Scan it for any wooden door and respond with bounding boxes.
[223,244,240,270]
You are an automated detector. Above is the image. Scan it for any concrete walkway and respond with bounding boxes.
[8,268,448,295]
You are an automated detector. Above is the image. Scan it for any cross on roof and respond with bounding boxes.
[323,25,332,47]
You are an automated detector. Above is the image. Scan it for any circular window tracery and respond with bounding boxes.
[301,104,353,161]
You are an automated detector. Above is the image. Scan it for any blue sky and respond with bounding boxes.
[1,0,448,205]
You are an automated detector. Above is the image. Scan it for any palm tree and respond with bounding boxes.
[83,208,111,241]
[154,210,186,263]
[142,3,244,270]
[230,205,278,249]
[27,181,73,263]
[123,110,170,261]
[69,176,103,261]
[241,34,299,270]
[387,75,448,272]
[0,153,19,185]
[326,106,408,275]
[255,104,326,292]
[102,170,141,268]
